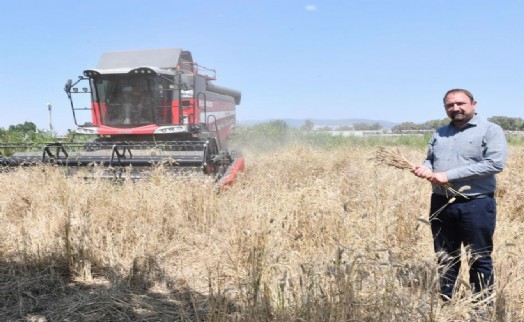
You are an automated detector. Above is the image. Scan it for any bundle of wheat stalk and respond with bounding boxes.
[374,146,415,170]
[374,146,470,200]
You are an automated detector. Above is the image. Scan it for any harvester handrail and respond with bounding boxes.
[179,61,216,80]
[206,115,222,150]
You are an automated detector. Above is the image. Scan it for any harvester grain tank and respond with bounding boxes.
[0,48,244,186]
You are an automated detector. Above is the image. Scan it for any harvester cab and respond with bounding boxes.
[3,48,245,186]
[65,48,241,141]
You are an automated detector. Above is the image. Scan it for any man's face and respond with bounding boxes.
[444,92,477,124]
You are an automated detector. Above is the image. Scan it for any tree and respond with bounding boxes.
[353,122,382,131]
[391,122,424,132]
[422,118,449,130]
[8,121,37,133]
[488,116,524,131]
[0,128,7,141]
[301,119,314,131]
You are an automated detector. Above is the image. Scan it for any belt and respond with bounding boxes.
[458,192,494,200]
[433,192,494,200]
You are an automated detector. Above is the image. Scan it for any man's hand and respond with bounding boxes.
[412,166,449,186]
[412,165,432,178]
[427,172,448,185]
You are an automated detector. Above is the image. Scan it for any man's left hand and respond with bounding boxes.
[428,172,448,185]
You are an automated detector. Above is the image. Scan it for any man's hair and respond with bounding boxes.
[443,89,475,104]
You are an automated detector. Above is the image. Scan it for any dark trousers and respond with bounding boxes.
[430,193,496,301]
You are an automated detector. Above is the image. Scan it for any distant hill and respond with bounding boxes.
[238,118,398,129]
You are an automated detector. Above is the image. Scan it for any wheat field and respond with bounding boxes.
[0,143,522,321]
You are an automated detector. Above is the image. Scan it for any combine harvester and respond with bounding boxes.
[0,48,244,187]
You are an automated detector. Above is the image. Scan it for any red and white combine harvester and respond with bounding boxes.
[0,48,244,186]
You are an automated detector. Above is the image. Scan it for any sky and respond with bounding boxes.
[1,0,524,134]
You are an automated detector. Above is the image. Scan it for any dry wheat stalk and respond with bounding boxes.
[374,146,415,170]
[374,146,471,200]
[375,147,474,223]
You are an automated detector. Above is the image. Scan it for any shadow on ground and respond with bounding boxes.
[0,256,238,321]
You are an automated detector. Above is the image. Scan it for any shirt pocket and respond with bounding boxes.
[463,137,485,160]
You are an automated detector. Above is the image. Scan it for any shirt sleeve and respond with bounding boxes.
[422,134,435,170]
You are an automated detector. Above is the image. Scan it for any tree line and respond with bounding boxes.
[0,121,55,143]
[300,116,524,132]
[392,116,524,132]
[2,116,524,145]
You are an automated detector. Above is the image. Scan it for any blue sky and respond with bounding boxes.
[1,1,523,133]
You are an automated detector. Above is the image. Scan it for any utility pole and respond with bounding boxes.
[47,102,53,132]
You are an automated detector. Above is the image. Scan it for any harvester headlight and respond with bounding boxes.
[154,125,189,134]
[83,70,101,78]
[76,127,98,135]
[129,67,157,76]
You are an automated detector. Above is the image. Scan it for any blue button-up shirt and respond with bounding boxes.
[422,114,507,197]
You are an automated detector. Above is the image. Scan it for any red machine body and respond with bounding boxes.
[68,48,241,147]
[0,48,245,185]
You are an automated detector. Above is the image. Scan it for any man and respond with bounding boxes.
[122,88,150,124]
[412,89,507,303]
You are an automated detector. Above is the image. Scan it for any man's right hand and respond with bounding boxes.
[411,165,432,179]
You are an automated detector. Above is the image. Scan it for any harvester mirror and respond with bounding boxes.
[64,79,72,93]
